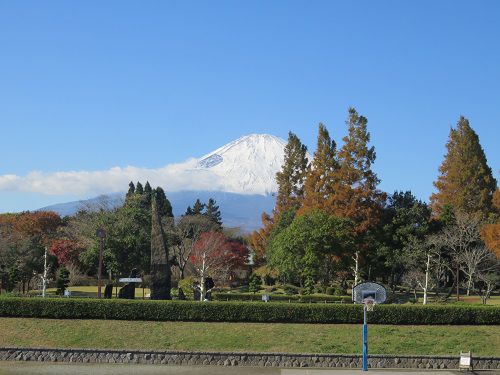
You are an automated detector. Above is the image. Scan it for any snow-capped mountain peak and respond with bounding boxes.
[195,134,288,195]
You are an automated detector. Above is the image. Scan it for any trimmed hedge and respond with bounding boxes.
[212,292,352,304]
[0,298,499,325]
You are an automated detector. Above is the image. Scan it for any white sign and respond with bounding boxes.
[119,278,142,283]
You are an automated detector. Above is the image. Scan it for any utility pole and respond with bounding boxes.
[96,229,106,298]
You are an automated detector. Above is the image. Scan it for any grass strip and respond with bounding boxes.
[0,318,498,356]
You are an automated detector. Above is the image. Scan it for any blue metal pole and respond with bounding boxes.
[362,304,368,371]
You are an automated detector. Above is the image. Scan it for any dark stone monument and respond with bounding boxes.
[178,287,186,300]
[118,268,140,299]
[193,282,201,301]
[104,283,113,299]
[150,192,171,300]
[204,277,214,301]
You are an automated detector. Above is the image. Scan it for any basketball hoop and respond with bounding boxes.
[352,282,387,372]
[364,298,375,312]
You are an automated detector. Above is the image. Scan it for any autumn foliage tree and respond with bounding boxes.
[431,116,497,218]
[301,123,338,213]
[49,239,82,266]
[0,211,63,293]
[326,108,385,284]
[191,232,248,300]
[275,132,309,214]
[329,108,385,233]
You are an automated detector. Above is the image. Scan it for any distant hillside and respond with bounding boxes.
[39,190,275,232]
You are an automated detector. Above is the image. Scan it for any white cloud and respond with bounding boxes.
[0,159,223,196]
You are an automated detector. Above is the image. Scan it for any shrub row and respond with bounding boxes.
[212,292,352,304]
[0,297,499,325]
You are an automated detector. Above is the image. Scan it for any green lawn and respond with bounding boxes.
[0,318,498,356]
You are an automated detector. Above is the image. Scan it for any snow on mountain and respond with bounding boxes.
[194,134,287,195]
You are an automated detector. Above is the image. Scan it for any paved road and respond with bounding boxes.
[0,363,497,375]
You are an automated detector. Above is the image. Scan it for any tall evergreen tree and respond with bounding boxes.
[374,191,431,287]
[155,187,173,217]
[327,108,385,285]
[430,116,497,218]
[185,206,194,216]
[192,199,205,215]
[275,132,309,214]
[150,190,172,300]
[301,123,338,212]
[144,181,152,195]
[126,181,135,198]
[330,107,385,233]
[135,182,144,195]
[143,181,153,207]
[204,198,222,228]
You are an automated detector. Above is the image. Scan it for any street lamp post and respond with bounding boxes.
[96,229,106,298]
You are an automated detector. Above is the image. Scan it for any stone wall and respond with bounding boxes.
[0,347,498,370]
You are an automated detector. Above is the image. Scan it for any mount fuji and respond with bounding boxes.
[39,134,295,232]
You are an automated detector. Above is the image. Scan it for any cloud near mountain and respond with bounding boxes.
[0,134,290,197]
[0,160,213,196]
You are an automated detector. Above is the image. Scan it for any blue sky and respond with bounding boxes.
[1,1,499,212]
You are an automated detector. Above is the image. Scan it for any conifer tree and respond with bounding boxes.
[430,116,497,217]
[301,123,338,212]
[144,181,152,195]
[144,181,153,207]
[126,181,135,198]
[192,199,205,215]
[204,198,222,228]
[185,206,194,216]
[135,182,144,195]
[493,188,500,214]
[155,187,173,217]
[327,108,385,285]
[275,132,309,214]
[249,212,274,265]
[330,107,385,233]
[150,190,171,300]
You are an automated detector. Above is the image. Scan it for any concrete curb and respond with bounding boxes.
[0,347,498,370]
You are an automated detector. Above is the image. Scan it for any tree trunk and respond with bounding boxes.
[353,251,360,286]
[423,253,431,305]
[199,254,206,301]
[466,275,473,296]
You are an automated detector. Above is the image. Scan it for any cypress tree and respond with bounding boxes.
[275,132,309,214]
[430,116,497,217]
[150,190,171,300]
[126,181,135,198]
[135,182,144,195]
[155,187,173,217]
[204,198,222,228]
[301,123,338,212]
[144,181,152,195]
[143,181,153,207]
